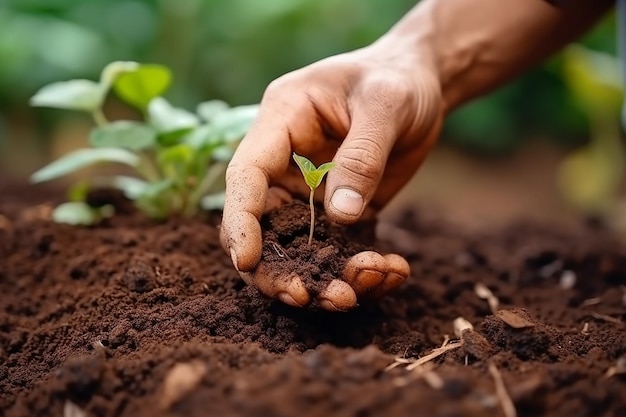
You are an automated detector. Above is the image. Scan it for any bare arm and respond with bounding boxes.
[371,0,614,113]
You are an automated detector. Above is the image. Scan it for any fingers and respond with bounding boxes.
[242,250,408,311]
[324,84,399,224]
[221,85,302,271]
[239,262,311,307]
[343,252,410,298]
[318,280,357,312]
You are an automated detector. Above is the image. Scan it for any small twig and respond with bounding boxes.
[590,312,624,326]
[64,400,86,417]
[271,242,290,259]
[392,362,444,389]
[604,355,626,379]
[581,322,590,335]
[581,297,602,307]
[384,357,412,372]
[475,283,500,314]
[488,362,517,417]
[406,341,464,371]
[440,335,451,348]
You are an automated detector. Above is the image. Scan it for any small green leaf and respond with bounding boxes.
[183,125,220,149]
[292,153,335,189]
[138,179,174,198]
[197,100,230,122]
[31,148,140,183]
[113,64,171,110]
[158,144,193,165]
[148,97,199,133]
[89,121,157,150]
[30,80,104,112]
[201,192,226,211]
[212,144,235,162]
[100,61,140,90]
[52,202,110,225]
[211,104,259,142]
[157,127,195,147]
[67,180,91,202]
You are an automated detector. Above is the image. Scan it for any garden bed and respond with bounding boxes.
[1,177,625,417]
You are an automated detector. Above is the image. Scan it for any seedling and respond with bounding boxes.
[29,61,258,225]
[292,153,335,246]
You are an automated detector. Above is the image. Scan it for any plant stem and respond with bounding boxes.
[92,108,108,127]
[308,188,315,246]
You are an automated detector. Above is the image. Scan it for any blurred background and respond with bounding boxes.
[1,0,624,232]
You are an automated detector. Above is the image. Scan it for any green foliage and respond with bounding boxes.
[113,64,171,111]
[292,152,334,246]
[30,60,259,224]
[557,44,625,217]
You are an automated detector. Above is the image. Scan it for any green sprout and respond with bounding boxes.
[29,61,258,225]
[292,152,335,246]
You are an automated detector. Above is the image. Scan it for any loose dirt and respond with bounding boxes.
[1,179,625,417]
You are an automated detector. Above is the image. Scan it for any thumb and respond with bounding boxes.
[324,100,396,224]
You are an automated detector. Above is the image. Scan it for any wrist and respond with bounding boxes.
[363,6,448,112]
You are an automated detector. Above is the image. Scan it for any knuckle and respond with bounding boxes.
[338,138,385,184]
[365,73,413,107]
[264,70,305,99]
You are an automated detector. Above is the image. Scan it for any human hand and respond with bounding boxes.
[220,43,443,311]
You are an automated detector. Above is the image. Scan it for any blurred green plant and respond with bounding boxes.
[557,44,624,217]
[0,0,619,166]
[30,60,258,224]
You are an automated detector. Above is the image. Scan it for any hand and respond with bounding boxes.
[220,43,443,310]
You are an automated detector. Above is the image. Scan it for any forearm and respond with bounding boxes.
[372,0,613,113]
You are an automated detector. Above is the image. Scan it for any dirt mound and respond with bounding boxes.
[1,184,625,417]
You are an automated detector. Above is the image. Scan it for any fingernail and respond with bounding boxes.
[277,292,304,307]
[230,248,239,271]
[319,299,349,312]
[330,188,363,217]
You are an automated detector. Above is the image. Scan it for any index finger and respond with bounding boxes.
[221,106,292,272]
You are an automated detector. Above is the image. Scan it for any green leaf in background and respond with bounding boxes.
[292,153,334,189]
[30,79,104,112]
[196,99,230,122]
[201,191,226,211]
[67,180,91,202]
[89,120,157,150]
[100,60,139,90]
[113,64,171,110]
[158,143,193,166]
[561,45,623,115]
[148,97,199,133]
[212,145,235,162]
[157,127,195,147]
[31,148,139,183]
[138,179,174,198]
[183,124,221,149]
[52,201,112,225]
[211,104,259,142]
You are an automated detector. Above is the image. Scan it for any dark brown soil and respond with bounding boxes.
[260,200,373,297]
[1,177,626,417]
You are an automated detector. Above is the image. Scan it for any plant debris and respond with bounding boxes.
[475,282,500,313]
[496,309,536,329]
[160,361,208,409]
[605,354,626,378]
[488,362,517,417]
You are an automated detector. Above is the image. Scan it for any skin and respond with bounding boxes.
[221,0,613,311]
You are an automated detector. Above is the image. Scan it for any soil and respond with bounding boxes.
[260,200,374,298]
[1,177,626,417]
